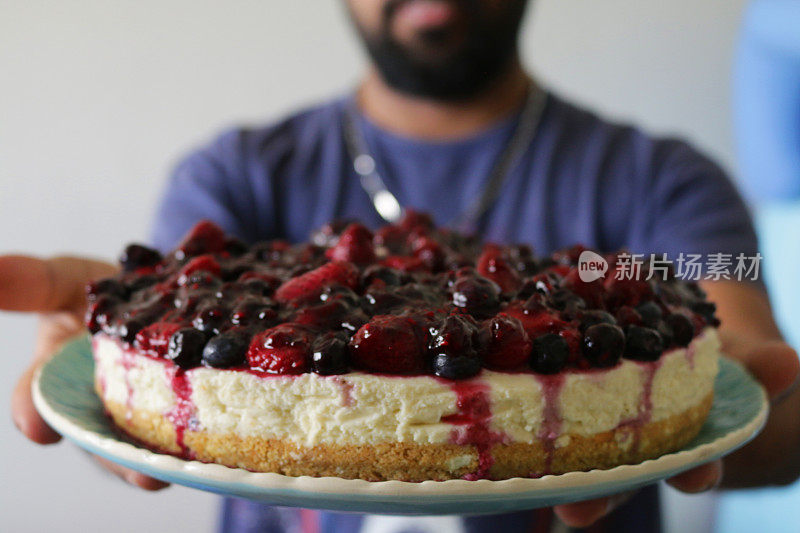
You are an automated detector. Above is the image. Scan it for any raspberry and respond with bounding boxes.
[274,261,359,303]
[179,254,221,280]
[561,269,605,308]
[481,314,532,370]
[503,304,567,339]
[476,244,521,293]
[325,223,376,265]
[349,315,428,374]
[177,220,227,257]
[247,325,312,374]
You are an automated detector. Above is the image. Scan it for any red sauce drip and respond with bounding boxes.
[535,374,565,475]
[442,381,505,480]
[165,368,196,458]
[616,360,661,453]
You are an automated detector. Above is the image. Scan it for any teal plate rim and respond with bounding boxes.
[31,335,769,515]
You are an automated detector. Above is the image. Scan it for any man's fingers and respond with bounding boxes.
[0,255,116,313]
[11,364,61,444]
[739,342,799,400]
[94,456,170,491]
[666,460,723,493]
[554,491,633,528]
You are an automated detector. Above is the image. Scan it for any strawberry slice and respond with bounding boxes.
[274,261,359,303]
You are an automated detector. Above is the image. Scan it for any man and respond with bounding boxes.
[6,0,800,531]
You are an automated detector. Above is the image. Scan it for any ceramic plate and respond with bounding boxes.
[32,336,768,515]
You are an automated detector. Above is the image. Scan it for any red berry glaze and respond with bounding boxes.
[349,315,428,374]
[247,325,312,374]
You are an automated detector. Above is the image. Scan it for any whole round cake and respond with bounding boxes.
[86,212,720,481]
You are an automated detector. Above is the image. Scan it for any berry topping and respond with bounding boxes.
[428,314,483,379]
[350,315,428,374]
[530,333,570,374]
[119,244,162,272]
[274,261,359,303]
[582,324,625,368]
[203,330,250,368]
[135,322,182,357]
[635,301,663,328]
[325,223,376,265]
[91,217,717,376]
[247,325,311,374]
[179,255,221,280]
[311,334,349,375]
[577,310,617,332]
[624,326,664,361]
[666,313,695,347]
[482,314,532,370]
[167,328,207,369]
[477,244,521,293]
[450,274,500,318]
[177,220,227,257]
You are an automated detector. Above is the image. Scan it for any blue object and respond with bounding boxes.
[734,0,800,202]
[150,94,759,266]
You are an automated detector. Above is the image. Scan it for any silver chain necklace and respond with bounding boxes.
[342,80,548,233]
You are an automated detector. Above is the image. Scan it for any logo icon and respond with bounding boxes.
[578,250,608,282]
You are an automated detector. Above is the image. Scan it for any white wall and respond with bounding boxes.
[0,1,746,531]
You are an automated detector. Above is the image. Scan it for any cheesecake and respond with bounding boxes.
[86,213,719,481]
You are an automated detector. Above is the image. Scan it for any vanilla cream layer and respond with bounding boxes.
[93,329,719,447]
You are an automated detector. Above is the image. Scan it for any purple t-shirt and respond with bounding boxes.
[151,93,757,533]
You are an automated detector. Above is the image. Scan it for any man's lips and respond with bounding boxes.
[393,0,458,30]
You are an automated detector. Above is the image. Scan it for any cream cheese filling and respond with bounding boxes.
[93,329,719,447]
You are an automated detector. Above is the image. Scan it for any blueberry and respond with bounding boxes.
[126,274,159,293]
[624,326,664,361]
[231,300,276,327]
[119,244,162,271]
[689,301,719,326]
[666,313,695,346]
[193,306,227,335]
[87,278,127,301]
[202,331,249,368]
[530,333,569,374]
[547,289,586,314]
[582,324,625,368]
[578,310,617,332]
[118,318,145,344]
[360,265,408,288]
[224,237,249,256]
[167,328,207,369]
[431,353,481,379]
[635,301,663,327]
[311,335,349,375]
[451,275,500,318]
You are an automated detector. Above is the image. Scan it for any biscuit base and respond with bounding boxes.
[100,387,713,481]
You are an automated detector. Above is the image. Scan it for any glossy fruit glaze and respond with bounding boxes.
[86,211,719,379]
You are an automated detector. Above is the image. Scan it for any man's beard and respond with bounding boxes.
[355,0,528,101]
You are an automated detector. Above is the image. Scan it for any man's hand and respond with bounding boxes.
[553,280,800,527]
[3,255,169,491]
